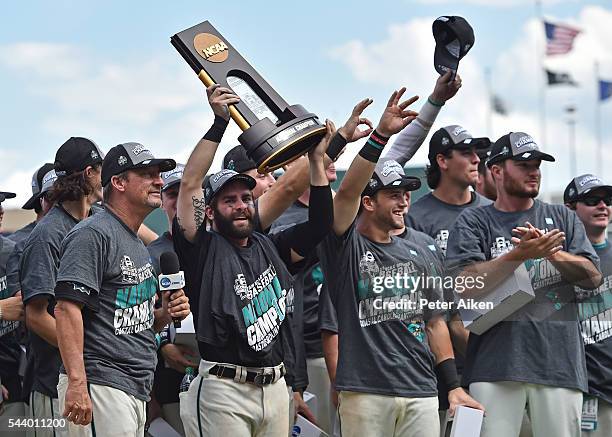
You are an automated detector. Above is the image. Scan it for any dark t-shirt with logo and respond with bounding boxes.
[173,222,298,372]
[317,227,443,334]
[406,192,492,257]
[445,200,599,392]
[319,224,445,397]
[55,209,158,401]
[0,236,22,402]
[577,241,612,404]
[20,205,79,398]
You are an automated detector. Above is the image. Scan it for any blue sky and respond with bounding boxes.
[2,0,611,206]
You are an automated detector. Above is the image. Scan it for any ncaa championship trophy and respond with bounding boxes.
[171,21,327,173]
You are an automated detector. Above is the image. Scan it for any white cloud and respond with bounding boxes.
[329,5,612,197]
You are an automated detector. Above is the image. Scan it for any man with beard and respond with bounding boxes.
[564,174,612,437]
[445,132,601,437]
[20,137,104,437]
[318,88,482,437]
[54,143,190,435]
[174,83,333,437]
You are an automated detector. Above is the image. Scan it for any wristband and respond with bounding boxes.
[326,132,348,162]
[203,115,229,143]
[358,130,389,163]
[436,358,460,390]
[428,96,445,108]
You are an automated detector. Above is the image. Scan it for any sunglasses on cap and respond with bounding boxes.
[579,196,612,207]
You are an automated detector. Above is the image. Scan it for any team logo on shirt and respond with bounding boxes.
[114,262,157,335]
[238,264,290,352]
[359,251,379,277]
[120,255,138,283]
[435,230,449,255]
[577,275,612,345]
[0,275,19,337]
[234,274,250,300]
[490,237,514,258]
[357,251,424,330]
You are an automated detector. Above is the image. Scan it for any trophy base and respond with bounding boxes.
[239,112,327,173]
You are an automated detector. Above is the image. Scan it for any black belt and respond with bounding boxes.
[208,363,285,386]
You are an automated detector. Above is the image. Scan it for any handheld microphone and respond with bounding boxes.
[159,251,185,328]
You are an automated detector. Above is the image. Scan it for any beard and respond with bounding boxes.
[214,207,254,239]
[503,174,539,199]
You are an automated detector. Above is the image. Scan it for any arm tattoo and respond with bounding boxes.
[192,196,206,229]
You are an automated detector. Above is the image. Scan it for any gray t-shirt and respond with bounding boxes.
[445,200,599,391]
[55,208,158,401]
[7,221,36,244]
[577,241,612,403]
[406,192,492,256]
[319,224,445,397]
[0,236,22,399]
[20,205,78,397]
[317,227,443,335]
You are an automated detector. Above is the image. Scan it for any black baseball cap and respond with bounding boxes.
[223,145,257,173]
[486,132,555,168]
[563,174,612,203]
[428,125,490,163]
[101,142,176,186]
[433,16,475,76]
[161,164,185,192]
[204,169,256,205]
[23,163,55,209]
[54,137,104,177]
[0,191,16,203]
[362,159,421,197]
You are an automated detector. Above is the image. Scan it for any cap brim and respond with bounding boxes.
[133,158,176,173]
[434,45,459,76]
[161,179,181,192]
[363,176,421,197]
[22,193,41,210]
[512,151,555,162]
[225,173,257,191]
[579,185,612,198]
[0,191,17,199]
[454,137,491,150]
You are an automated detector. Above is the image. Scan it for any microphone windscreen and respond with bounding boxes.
[160,251,180,275]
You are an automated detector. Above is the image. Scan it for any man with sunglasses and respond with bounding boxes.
[564,174,612,437]
[445,132,601,437]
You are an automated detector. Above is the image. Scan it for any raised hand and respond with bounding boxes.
[207,84,240,121]
[308,119,335,162]
[338,98,374,142]
[431,71,462,104]
[375,88,419,138]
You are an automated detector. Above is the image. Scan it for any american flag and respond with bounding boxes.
[544,21,580,56]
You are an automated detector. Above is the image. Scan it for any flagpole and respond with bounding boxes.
[536,0,548,200]
[595,61,602,176]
